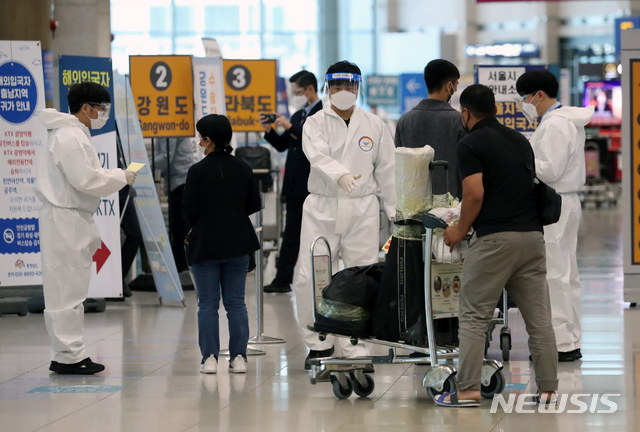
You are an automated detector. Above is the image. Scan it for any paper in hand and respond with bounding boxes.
[126,162,145,172]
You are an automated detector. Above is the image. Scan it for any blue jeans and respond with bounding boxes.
[192,255,250,362]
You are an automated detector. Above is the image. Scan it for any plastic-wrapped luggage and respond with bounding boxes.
[314,263,384,339]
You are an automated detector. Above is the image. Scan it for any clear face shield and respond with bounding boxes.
[88,102,111,118]
[324,73,361,110]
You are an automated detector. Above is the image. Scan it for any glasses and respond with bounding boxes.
[87,102,111,111]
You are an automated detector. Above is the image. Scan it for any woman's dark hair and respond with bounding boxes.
[459,84,496,118]
[196,114,233,154]
[67,82,110,114]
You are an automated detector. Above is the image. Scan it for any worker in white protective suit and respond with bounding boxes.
[34,82,138,375]
[295,61,397,370]
[516,70,594,363]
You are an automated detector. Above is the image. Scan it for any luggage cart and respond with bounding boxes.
[484,290,512,361]
[305,213,505,402]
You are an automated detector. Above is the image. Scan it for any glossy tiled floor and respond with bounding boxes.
[0,204,638,431]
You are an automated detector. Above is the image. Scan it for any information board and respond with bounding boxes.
[0,40,46,287]
[223,60,276,132]
[129,55,195,138]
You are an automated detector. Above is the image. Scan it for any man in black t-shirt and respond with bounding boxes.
[438,85,558,407]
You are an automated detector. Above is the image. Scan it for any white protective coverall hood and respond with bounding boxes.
[529,104,594,353]
[35,108,127,364]
[294,96,397,356]
[532,105,594,193]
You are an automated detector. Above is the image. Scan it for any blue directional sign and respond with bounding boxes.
[366,75,398,106]
[399,73,426,113]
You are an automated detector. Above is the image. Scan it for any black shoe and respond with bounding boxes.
[49,361,58,372]
[55,357,105,375]
[264,280,292,293]
[558,351,577,362]
[529,351,579,362]
[304,347,335,370]
[123,280,132,298]
[363,364,375,373]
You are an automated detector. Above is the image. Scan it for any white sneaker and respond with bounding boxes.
[200,355,217,374]
[229,356,247,373]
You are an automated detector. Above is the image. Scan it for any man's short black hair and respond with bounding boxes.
[459,84,496,119]
[515,70,559,99]
[290,70,317,92]
[326,60,361,76]
[325,61,361,89]
[67,82,110,114]
[424,59,460,93]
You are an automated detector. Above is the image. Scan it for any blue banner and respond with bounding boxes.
[276,76,290,119]
[615,17,640,55]
[113,74,185,303]
[58,55,116,136]
[0,218,39,254]
[399,73,427,113]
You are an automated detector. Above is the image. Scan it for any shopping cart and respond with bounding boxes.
[305,212,505,401]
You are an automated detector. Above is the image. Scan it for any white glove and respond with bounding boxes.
[125,170,137,186]
[338,173,361,194]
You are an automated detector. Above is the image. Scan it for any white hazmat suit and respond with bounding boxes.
[35,109,127,364]
[529,105,594,353]
[295,96,397,356]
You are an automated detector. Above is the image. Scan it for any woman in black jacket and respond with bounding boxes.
[183,114,261,374]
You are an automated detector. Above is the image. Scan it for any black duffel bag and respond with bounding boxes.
[314,262,384,339]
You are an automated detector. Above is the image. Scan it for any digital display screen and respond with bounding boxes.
[582,80,622,125]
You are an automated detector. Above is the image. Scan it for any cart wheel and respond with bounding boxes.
[500,333,511,362]
[350,337,359,346]
[352,374,375,398]
[426,374,456,401]
[481,369,505,399]
[331,375,353,399]
[318,333,326,342]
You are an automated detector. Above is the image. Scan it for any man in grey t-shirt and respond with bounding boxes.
[394,59,466,199]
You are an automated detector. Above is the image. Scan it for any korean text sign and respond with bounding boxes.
[0,40,46,287]
[223,60,276,132]
[476,65,542,133]
[129,56,195,138]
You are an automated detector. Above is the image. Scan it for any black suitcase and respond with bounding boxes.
[314,262,384,339]
[372,221,459,347]
[235,145,273,192]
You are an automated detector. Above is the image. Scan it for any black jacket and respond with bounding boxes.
[263,101,322,199]
[183,151,261,263]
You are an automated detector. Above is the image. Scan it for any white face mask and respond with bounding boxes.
[291,94,309,110]
[85,105,109,129]
[330,90,357,110]
[520,94,540,124]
